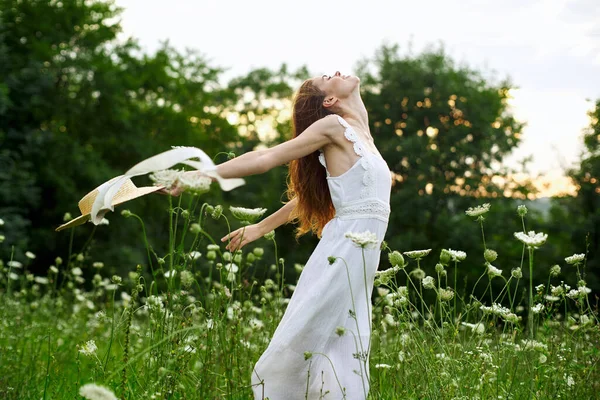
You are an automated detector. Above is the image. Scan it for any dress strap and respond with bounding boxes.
[335,115,365,158]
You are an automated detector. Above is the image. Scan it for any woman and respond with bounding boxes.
[171,71,392,399]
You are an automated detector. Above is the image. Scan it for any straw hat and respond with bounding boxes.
[55,177,164,231]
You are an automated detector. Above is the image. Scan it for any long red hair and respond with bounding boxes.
[285,79,336,240]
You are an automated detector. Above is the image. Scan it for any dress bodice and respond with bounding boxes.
[318,115,392,223]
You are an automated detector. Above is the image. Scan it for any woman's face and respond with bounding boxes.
[311,71,360,100]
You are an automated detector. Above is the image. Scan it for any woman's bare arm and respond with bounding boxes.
[211,115,340,179]
[257,197,298,234]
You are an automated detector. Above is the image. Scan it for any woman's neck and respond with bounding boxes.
[339,97,371,139]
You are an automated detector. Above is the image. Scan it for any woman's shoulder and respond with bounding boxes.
[312,114,346,137]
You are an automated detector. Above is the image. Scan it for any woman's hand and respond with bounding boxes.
[221,223,265,251]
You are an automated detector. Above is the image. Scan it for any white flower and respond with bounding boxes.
[50,266,59,274]
[487,264,503,278]
[461,322,485,334]
[374,265,400,286]
[7,260,23,269]
[465,203,491,218]
[0,217,4,225]
[345,230,378,249]
[149,169,184,189]
[188,251,202,260]
[375,363,392,369]
[564,253,585,265]
[71,267,83,276]
[513,231,548,248]
[446,249,467,261]
[539,354,547,364]
[25,251,36,259]
[565,374,574,387]
[179,172,212,194]
[422,276,435,289]
[164,270,177,278]
[531,303,544,314]
[92,262,104,269]
[34,276,49,285]
[79,383,117,400]
[480,303,519,323]
[79,340,98,356]
[544,295,560,302]
[180,270,194,288]
[99,218,109,226]
[207,244,220,251]
[403,249,432,259]
[224,263,239,273]
[229,206,267,223]
[438,288,454,301]
[8,272,19,280]
[521,339,548,352]
[566,286,591,299]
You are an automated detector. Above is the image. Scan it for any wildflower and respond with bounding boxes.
[188,251,202,260]
[225,263,239,282]
[447,249,467,262]
[229,206,267,223]
[375,364,392,369]
[551,284,569,297]
[294,263,304,273]
[180,270,194,288]
[157,257,165,265]
[207,244,220,251]
[374,266,400,286]
[511,268,522,279]
[76,253,84,262]
[435,263,445,274]
[149,169,183,189]
[403,249,431,259]
[79,383,117,400]
[480,303,519,323]
[263,230,275,240]
[93,262,104,269]
[7,260,23,269]
[63,212,72,222]
[249,318,264,330]
[211,205,223,220]
[531,303,544,314]
[345,230,378,249]
[465,203,491,218]
[0,217,3,225]
[335,326,346,336]
[181,209,190,219]
[566,286,591,300]
[304,351,313,360]
[566,375,574,387]
[71,267,83,276]
[164,270,176,278]
[34,276,49,285]
[410,268,426,280]
[422,276,435,289]
[513,231,548,249]
[189,223,202,234]
[121,209,132,218]
[178,173,212,195]
[549,264,561,277]
[539,354,547,364]
[564,253,585,265]
[439,249,452,265]
[544,295,560,302]
[99,218,109,226]
[25,251,36,259]
[253,247,264,257]
[79,340,98,356]
[206,251,216,260]
[8,272,19,280]
[487,263,503,278]
[55,256,63,265]
[49,266,59,274]
[517,205,528,217]
[111,275,122,284]
[0,234,4,243]
[484,249,497,263]
[521,339,548,352]
[461,322,485,334]
[439,288,454,301]
[388,251,405,267]
[234,253,243,264]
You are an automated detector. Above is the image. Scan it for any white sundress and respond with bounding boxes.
[251,115,393,400]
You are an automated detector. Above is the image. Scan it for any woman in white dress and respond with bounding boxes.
[170,71,392,399]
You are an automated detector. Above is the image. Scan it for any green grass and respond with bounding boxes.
[0,199,598,399]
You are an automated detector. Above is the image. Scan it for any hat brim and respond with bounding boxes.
[55,185,164,232]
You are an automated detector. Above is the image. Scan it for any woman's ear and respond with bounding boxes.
[323,96,338,109]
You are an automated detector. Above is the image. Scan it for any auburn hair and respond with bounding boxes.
[285,79,336,240]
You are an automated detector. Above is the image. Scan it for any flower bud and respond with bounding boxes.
[121,209,132,218]
[181,209,190,219]
[227,152,236,160]
[246,253,256,263]
[211,205,223,220]
[63,212,72,222]
[253,248,264,257]
[206,251,216,260]
[55,257,63,265]
[550,264,561,277]
[388,251,405,268]
[328,256,337,265]
[234,253,242,264]
[511,268,522,279]
[263,230,275,240]
[435,263,445,274]
[484,249,498,263]
[189,223,201,235]
[304,351,313,360]
[111,275,122,285]
[517,205,528,217]
[439,249,451,265]
[157,257,165,265]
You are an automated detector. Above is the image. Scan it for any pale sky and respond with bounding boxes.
[116,0,600,193]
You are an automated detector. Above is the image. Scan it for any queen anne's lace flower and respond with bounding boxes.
[345,230,378,249]
[79,383,118,400]
[447,249,467,262]
[487,264,503,278]
[374,266,401,286]
[178,172,212,194]
[480,303,519,323]
[422,276,435,289]
[149,169,184,189]
[79,340,98,356]
[439,288,454,301]
[229,206,267,223]
[564,253,585,265]
[531,303,544,314]
[461,322,485,334]
[403,249,432,259]
[465,203,491,218]
[514,231,548,248]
